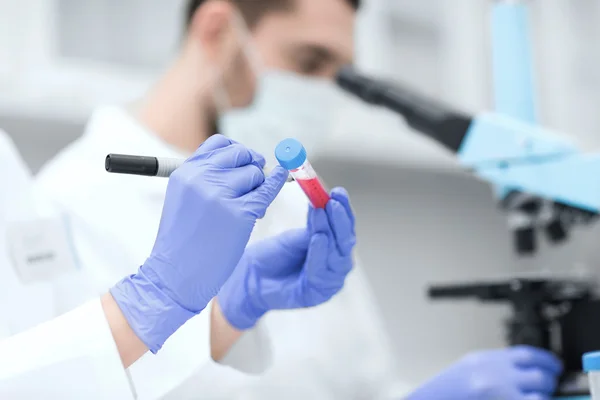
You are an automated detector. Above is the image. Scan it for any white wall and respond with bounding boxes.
[0,0,185,170]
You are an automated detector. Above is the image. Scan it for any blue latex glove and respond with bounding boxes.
[406,346,563,400]
[110,135,289,353]
[218,187,356,330]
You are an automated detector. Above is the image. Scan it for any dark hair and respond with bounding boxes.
[185,0,361,29]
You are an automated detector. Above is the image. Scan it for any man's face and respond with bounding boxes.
[251,0,356,80]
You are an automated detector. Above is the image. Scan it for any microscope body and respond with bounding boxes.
[429,278,600,398]
[336,67,600,255]
[336,66,600,398]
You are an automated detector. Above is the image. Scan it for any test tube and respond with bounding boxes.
[275,138,330,209]
[584,351,600,399]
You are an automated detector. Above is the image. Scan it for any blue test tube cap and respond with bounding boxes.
[275,138,307,171]
[583,351,600,372]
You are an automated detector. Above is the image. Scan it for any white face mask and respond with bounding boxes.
[219,70,343,167]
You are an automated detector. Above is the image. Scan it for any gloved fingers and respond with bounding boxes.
[325,197,356,257]
[273,228,311,255]
[510,346,563,374]
[224,164,265,197]
[248,149,266,170]
[196,134,234,153]
[306,205,315,232]
[249,229,310,277]
[303,233,330,285]
[209,143,257,169]
[330,187,355,236]
[519,394,551,400]
[325,252,354,277]
[242,166,288,219]
[308,206,331,236]
[303,283,344,307]
[307,207,353,278]
[516,368,558,394]
[305,249,352,289]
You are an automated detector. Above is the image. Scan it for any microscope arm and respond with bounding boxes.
[476,153,600,213]
[336,67,594,213]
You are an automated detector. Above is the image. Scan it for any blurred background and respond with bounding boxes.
[1,0,600,387]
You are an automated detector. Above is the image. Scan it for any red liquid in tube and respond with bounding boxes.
[275,138,331,209]
[294,175,330,209]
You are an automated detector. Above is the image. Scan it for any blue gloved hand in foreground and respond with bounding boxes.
[110,135,288,353]
[406,346,562,400]
[218,187,356,330]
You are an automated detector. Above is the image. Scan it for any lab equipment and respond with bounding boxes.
[336,66,597,254]
[105,153,294,182]
[218,187,356,330]
[584,352,600,399]
[490,0,556,254]
[429,278,600,398]
[407,346,562,400]
[275,138,330,209]
[491,0,537,122]
[110,135,288,353]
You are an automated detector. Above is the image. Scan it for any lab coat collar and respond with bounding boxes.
[85,106,189,160]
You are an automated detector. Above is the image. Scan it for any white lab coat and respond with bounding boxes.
[0,130,134,399]
[36,106,406,399]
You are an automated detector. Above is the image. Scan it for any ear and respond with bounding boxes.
[188,0,236,63]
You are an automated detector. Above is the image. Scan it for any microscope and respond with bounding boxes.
[335,64,600,399]
[428,278,600,398]
[334,3,600,397]
[335,65,600,256]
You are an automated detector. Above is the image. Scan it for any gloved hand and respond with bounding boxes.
[406,346,562,400]
[110,135,289,353]
[218,187,356,330]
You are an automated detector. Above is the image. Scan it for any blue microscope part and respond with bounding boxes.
[456,113,598,213]
[457,113,578,166]
[333,65,598,219]
[476,153,600,213]
[491,1,538,123]
[491,1,537,199]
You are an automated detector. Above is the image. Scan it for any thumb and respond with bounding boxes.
[243,166,289,219]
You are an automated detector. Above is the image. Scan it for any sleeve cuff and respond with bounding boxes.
[219,316,273,374]
[0,300,134,399]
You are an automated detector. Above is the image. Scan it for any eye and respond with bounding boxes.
[297,55,326,75]
[292,46,334,76]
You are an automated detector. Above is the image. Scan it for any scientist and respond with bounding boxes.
[36,0,562,399]
[0,132,290,398]
[36,1,394,399]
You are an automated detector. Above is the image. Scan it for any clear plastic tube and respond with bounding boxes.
[590,371,600,399]
[289,159,330,209]
[585,352,600,399]
[275,138,330,209]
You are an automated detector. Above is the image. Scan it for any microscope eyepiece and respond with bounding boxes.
[335,65,473,153]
